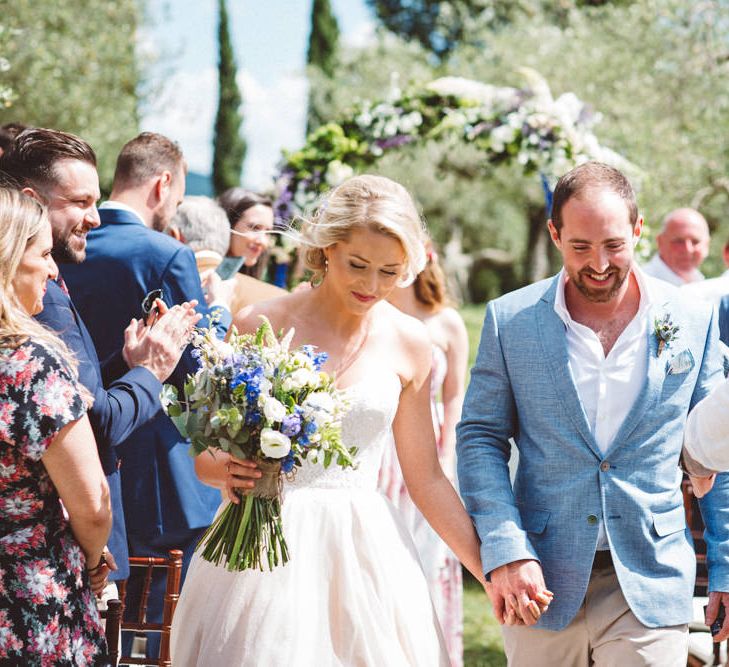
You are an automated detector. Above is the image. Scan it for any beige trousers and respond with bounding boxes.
[501,565,688,667]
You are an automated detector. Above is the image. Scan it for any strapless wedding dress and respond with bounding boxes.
[170,373,449,666]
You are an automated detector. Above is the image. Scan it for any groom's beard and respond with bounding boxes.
[572,263,630,303]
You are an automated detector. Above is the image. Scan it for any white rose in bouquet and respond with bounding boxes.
[262,396,287,423]
[260,428,292,459]
[302,391,335,415]
[282,368,319,392]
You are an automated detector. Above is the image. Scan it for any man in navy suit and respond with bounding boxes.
[0,128,198,595]
[62,132,233,658]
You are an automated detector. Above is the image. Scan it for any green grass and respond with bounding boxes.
[459,303,487,373]
[463,573,506,666]
[458,302,506,665]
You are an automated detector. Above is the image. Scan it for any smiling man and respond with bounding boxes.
[0,127,198,598]
[61,131,233,661]
[457,162,729,666]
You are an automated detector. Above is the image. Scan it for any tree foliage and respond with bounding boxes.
[0,0,139,189]
[366,0,636,60]
[306,0,340,135]
[307,0,729,299]
[212,0,246,195]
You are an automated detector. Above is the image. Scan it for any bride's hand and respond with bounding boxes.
[224,457,262,504]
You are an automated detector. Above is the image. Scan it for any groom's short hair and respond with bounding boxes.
[550,161,638,234]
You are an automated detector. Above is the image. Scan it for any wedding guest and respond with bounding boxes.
[61,132,232,660]
[458,162,729,664]
[0,188,111,664]
[218,187,274,280]
[381,242,468,666]
[171,174,496,665]
[643,207,710,285]
[683,236,729,306]
[168,195,232,273]
[217,188,284,312]
[170,195,286,310]
[0,128,198,605]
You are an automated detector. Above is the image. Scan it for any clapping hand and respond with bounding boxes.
[123,299,201,381]
[485,559,554,626]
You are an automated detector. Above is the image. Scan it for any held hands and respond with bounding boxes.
[87,547,117,597]
[486,559,554,626]
[123,299,201,382]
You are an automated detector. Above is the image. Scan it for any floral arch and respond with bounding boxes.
[272,68,638,225]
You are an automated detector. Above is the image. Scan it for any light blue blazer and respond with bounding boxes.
[457,274,729,631]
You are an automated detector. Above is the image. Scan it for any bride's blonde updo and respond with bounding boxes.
[301,174,427,287]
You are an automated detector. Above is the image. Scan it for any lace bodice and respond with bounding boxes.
[284,373,402,492]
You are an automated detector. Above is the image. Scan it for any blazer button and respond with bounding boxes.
[587,514,598,525]
[600,461,610,472]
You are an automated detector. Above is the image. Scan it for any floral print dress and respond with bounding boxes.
[0,340,106,666]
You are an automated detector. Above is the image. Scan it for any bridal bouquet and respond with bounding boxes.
[160,317,357,571]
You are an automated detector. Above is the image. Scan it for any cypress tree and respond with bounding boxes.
[306,0,340,135]
[212,0,246,194]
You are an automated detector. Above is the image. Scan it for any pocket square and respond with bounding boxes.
[666,349,694,375]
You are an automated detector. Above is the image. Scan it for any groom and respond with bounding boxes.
[457,162,729,665]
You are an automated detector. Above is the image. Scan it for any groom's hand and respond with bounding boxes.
[706,591,729,642]
[487,558,549,626]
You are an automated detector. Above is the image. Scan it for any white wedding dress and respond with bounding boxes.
[170,373,449,666]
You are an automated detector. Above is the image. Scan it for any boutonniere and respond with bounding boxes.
[654,313,679,357]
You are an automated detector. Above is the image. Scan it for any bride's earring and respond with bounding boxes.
[310,258,328,288]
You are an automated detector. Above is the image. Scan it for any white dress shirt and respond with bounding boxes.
[642,253,704,286]
[554,268,654,548]
[681,269,729,306]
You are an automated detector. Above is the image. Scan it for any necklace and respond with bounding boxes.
[330,322,371,379]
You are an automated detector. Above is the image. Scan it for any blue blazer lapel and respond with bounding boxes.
[536,278,601,459]
[606,300,666,453]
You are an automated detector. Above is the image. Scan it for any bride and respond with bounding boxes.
[170,175,486,666]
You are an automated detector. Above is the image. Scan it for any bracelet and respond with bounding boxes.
[87,551,107,573]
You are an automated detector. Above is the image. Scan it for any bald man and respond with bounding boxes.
[643,208,710,285]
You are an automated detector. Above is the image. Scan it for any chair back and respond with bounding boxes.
[102,549,183,667]
[102,598,123,666]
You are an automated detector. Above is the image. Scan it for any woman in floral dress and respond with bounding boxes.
[0,189,111,665]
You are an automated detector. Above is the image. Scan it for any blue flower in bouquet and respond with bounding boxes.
[300,345,329,371]
[303,420,318,437]
[281,453,296,474]
[281,413,301,437]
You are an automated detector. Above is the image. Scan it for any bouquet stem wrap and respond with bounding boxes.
[198,460,289,572]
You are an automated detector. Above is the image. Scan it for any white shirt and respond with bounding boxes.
[554,268,654,547]
[642,253,704,286]
[681,269,729,306]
